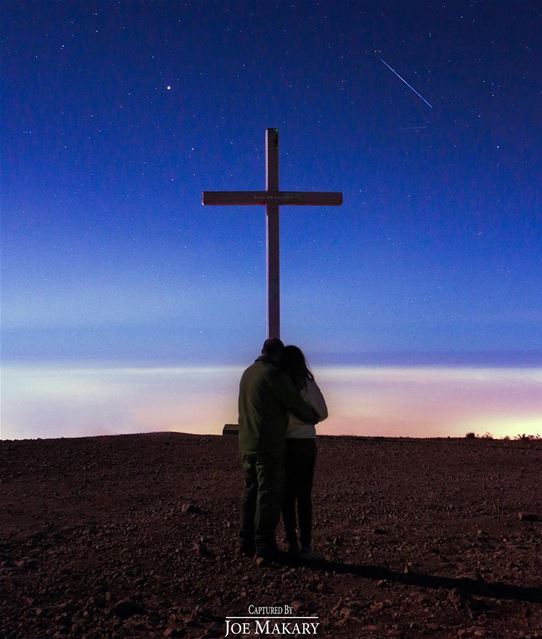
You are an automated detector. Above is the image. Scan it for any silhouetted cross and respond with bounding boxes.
[202,128,342,339]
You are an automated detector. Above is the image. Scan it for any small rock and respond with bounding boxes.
[448,588,468,611]
[56,612,70,626]
[518,512,540,522]
[291,600,303,612]
[331,599,343,613]
[339,606,352,619]
[111,599,146,619]
[182,503,204,514]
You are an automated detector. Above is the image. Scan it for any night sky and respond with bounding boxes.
[3,1,542,366]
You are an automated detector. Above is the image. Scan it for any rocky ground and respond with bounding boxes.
[1,432,542,639]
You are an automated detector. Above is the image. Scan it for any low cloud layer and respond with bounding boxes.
[2,365,541,441]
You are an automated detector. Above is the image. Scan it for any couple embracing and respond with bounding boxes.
[238,338,328,565]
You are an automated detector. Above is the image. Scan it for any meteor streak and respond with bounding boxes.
[380,58,433,109]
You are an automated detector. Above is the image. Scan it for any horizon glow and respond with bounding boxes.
[2,364,540,441]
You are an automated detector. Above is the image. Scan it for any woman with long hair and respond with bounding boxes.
[280,345,328,561]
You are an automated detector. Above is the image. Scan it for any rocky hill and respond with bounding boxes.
[1,432,541,638]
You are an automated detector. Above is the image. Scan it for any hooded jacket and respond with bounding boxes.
[238,356,320,455]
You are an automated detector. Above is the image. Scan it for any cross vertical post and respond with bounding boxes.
[265,128,280,339]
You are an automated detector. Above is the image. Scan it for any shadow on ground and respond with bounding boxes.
[285,557,542,604]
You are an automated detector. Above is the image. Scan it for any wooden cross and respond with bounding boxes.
[202,128,342,339]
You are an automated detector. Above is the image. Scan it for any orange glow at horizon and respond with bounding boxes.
[1,365,541,441]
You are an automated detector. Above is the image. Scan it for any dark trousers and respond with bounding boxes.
[240,452,285,556]
[282,438,317,549]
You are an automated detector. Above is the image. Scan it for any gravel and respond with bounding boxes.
[1,432,542,638]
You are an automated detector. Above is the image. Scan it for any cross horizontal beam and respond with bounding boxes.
[202,191,343,206]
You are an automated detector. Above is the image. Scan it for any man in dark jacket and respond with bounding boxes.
[238,338,320,562]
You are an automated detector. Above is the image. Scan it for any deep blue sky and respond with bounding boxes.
[2,1,541,365]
